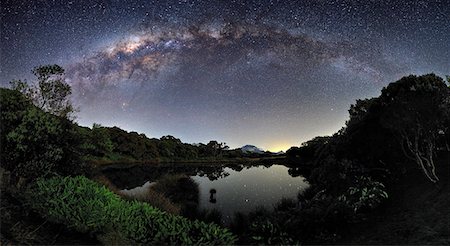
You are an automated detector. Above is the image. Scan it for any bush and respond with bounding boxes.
[151,174,200,217]
[26,176,236,245]
[0,88,86,182]
[248,218,297,245]
[338,176,388,213]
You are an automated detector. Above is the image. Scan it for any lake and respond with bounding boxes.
[192,164,309,223]
[115,164,309,224]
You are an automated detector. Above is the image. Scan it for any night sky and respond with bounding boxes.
[1,0,449,151]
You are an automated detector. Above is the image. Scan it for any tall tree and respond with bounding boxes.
[10,65,74,119]
[380,74,450,183]
[206,141,229,157]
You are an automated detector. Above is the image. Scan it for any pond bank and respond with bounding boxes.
[109,164,309,225]
[91,156,287,171]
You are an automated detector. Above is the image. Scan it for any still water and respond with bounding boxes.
[115,164,309,223]
[192,164,309,223]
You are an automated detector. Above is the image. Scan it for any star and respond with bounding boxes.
[1,0,448,150]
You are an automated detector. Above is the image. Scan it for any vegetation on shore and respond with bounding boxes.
[26,176,236,245]
[1,65,449,245]
[1,65,237,244]
[229,74,449,244]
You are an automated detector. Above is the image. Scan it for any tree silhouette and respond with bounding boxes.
[10,65,74,119]
[206,141,229,157]
[379,74,450,183]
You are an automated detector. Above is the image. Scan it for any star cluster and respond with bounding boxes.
[1,0,449,151]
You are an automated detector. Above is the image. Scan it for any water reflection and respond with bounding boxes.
[209,188,217,203]
[192,164,308,223]
[112,164,308,224]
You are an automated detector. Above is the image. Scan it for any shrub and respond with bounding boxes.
[0,88,86,182]
[338,176,388,213]
[249,219,297,245]
[94,175,182,215]
[26,176,236,245]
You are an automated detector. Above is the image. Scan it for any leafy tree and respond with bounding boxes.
[347,98,377,127]
[104,127,159,160]
[343,97,400,173]
[6,107,65,179]
[286,136,331,165]
[10,64,74,119]
[205,141,229,157]
[0,88,84,181]
[2,64,86,183]
[89,123,114,157]
[379,74,450,183]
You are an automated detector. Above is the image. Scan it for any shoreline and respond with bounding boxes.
[92,156,287,171]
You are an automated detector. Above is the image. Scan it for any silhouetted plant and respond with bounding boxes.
[10,64,74,119]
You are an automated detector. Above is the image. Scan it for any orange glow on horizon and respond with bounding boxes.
[266,143,293,152]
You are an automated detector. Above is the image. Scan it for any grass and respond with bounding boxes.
[25,175,236,245]
[120,184,181,215]
[93,174,183,215]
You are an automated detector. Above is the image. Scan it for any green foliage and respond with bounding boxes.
[159,135,199,159]
[0,88,85,180]
[6,107,64,178]
[249,219,297,245]
[0,89,31,163]
[92,123,114,154]
[2,65,85,181]
[205,141,229,157]
[338,176,388,213]
[26,176,236,245]
[77,125,243,162]
[78,123,114,158]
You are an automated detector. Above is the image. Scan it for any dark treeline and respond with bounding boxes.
[79,125,281,163]
[1,66,449,245]
[286,74,449,185]
[1,65,237,244]
[79,125,248,162]
[230,74,450,244]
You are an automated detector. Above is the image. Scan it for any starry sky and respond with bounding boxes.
[1,0,449,151]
